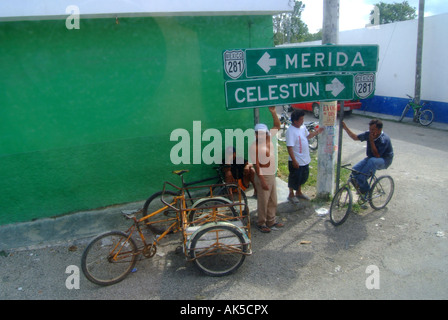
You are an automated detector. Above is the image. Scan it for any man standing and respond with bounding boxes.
[249,107,283,233]
[286,109,323,203]
[342,119,394,195]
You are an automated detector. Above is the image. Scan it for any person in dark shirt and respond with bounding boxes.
[222,146,256,196]
[342,119,394,194]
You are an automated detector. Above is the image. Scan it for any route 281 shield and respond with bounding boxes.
[354,73,376,99]
[223,50,245,80]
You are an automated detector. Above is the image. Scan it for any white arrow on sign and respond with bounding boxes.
[257,52,277,74]
[325,78,346,97]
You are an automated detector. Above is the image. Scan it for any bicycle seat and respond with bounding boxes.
[172,169,189,176]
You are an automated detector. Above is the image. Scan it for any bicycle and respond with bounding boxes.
[81,174,251,285]
[140,168,249,234]
[278,105,319,150]
[278,105,292,142]
[329,164,395,226]
[399,94,434,126]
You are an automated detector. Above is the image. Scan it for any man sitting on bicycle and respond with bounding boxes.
[342,119,394,195]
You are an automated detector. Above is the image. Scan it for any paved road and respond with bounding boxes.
[1,113,447,302]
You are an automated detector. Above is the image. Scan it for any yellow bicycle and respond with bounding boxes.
[81,171,251,285]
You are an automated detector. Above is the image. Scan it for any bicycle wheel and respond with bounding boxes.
[142,190,178,234]
[308,129,318,150]
[214,184,249,219]
[189,198,237,225]
[189,224,248,277]
[330,185,353,226]
[81,231,138,286]
[418,109,434,126]
[278,124,289,142]
[399,104,410,122]
[369,175,394,210]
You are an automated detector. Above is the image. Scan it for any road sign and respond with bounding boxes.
[354,72,376,99]
[223,50,245,79]
[223,45,379,79]
[225,74,354,110]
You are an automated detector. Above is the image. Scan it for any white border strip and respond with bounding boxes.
[1,0,292,21]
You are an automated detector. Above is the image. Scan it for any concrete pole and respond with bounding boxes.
[317,0,339,199]
[322,0,339,45]
[248,19,260,126]
[414,0,425,105]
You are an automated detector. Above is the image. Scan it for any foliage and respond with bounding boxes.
[371,1,417,25]
[273,0,322,45]
[273,0,417,46]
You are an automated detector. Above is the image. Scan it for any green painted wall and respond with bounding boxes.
[0,15,274,225]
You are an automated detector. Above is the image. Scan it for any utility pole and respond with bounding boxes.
[317,0,339,199]
[414,0,425,105]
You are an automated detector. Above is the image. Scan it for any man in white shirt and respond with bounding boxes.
[286,109,323,203]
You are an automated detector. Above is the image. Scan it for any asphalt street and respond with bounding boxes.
[1,111,447,301]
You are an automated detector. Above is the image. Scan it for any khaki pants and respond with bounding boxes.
[254,174,277,227]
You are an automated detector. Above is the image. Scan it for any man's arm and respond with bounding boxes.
[268,106,281,132]
[342,121,360,141]
[287,146,299,168]
[369,133,381,158]
[307,127,324,139]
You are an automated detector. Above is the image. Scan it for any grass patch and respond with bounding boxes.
[277,141,351,204]
[277,140,318,197]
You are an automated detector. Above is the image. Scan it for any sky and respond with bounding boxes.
[300,0,448,33]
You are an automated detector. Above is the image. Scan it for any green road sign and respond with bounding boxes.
[223,45,378,79]
[225,74,354,110]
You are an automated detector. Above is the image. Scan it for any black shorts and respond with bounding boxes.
[288,162,309,190]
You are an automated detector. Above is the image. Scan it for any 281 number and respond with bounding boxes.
[357,83,372,94]
[227,61,243,74]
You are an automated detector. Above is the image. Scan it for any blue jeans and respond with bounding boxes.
[352,157,387,193]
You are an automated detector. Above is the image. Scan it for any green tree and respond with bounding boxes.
[371,1,417,25]
[273,0,320,45]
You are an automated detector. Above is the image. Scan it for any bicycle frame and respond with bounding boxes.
[343,165,392,205]
[170,168,225,206]
[108,193,185,263]
[82,179,252,284]
[404,95,429,120]
[136,181,248,258]
[409,101,425,118]
[342,164,376,195]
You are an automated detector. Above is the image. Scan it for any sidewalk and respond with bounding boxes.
[353,110,448,131]
[0,178,311,252]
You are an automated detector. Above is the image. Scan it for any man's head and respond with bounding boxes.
[291,109,305,128]
[254,123,270,141]
[369,119,383,139]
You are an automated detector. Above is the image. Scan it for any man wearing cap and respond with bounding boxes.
[249,106,283,233]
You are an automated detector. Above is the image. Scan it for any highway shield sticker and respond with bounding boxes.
[223,50,245,80]
[354,73,376,99]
